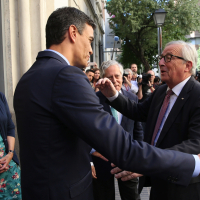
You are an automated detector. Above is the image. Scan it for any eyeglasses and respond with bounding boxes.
[159,53,187,63]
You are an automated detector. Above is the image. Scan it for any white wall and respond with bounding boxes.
[54,0,68,9]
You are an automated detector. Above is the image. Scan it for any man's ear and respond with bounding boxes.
[185,61,193,73]
[68,25,78,43]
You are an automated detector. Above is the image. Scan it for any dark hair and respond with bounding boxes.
[92,68,101,82]
[46,7,96,49]
[86,69,94,74]
[154,76,160,83]
[93,68,100,73]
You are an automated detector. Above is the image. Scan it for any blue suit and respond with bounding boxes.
[14,51,196,200]
[92,90,143,200]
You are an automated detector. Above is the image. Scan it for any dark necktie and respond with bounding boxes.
[151,89,174,145]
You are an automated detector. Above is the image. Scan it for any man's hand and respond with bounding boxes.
[91,165,97,179]
[92,151,109,162]
[96,78,117,98]
[123,76,128,83]
[110,163,143,181]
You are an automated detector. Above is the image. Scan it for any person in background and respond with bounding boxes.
[137,70,156,102]
[86,69,94,82]
[122,68,138,94]
[132,72,137,81]
[91,68,101,92]
[130,64,138,81]
[154,76,161,86]
[92,60,143,200]
[0,92,21,199]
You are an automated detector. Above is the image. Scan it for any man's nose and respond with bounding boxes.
[89,45,93,55]
[159,57,165,67]
[111,76,117,84]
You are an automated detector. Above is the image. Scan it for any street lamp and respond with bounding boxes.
[153,9,167,56]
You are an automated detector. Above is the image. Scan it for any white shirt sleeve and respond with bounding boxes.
[107,91,119,102]
[130,81,139,93]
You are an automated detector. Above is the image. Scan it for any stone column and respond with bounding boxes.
[18,0,32,75]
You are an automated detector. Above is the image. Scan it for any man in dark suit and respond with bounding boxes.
[92,60,143,200]
[13,7,200,200]
[97,41,200,200]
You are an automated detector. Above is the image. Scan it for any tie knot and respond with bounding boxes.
[166,89,173,96]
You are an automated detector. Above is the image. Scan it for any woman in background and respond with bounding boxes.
[91,68,101,92]
[0,92,21,199]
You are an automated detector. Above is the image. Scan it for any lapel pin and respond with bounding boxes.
[181,98,184,100]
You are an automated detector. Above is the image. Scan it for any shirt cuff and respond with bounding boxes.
[90,162,94,166]
[192,155,200,177]
[90,148,96,154]
[107,91,119,102]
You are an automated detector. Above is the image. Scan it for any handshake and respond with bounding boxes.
[91,151,143,180]
[91,152,200,180]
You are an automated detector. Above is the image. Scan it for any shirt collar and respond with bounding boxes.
[167,76,191,96]
[45,49,70,65]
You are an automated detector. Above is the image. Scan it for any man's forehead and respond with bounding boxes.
[83,24,94,37]
[162,44,183,55]
[105,65,121,75]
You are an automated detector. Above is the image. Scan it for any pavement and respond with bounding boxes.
[115,178,150,200]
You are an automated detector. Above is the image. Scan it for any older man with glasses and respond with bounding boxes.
[97,40,200,200]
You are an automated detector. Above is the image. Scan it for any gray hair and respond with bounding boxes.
[165,40,197,76]
[124,68,133,75]
[100,60,124,77]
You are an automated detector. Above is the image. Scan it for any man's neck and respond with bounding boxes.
[49,45,73,65]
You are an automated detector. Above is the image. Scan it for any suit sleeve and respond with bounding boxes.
[51,67,195,186]
[110,92,155,122]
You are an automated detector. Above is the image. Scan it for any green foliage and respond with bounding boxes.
[106,0,200,71]
[197,47,200,71]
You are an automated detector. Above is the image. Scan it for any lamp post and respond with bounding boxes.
[153,9,167,56]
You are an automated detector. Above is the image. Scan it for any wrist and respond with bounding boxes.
[8,150,14,154]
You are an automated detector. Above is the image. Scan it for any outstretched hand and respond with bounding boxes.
[92,151,109,162]
[95,78,117,98]
[110,163,143,181]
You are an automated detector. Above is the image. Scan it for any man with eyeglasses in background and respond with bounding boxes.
[96,40,200,200]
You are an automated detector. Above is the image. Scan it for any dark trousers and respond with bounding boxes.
[150,181,200,200]
[93,175,140,200]
[93,176,115,200]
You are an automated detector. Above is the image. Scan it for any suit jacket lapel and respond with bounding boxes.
[156,77,194,146]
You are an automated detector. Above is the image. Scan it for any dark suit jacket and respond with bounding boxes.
[92,90,143,180]
[110,77,200,200]
[14,51,196,200]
